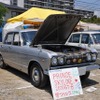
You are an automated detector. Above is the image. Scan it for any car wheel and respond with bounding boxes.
[0,55,6,68]
[80,71,90,80]
[30,63,48,88]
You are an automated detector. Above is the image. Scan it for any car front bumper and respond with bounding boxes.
[78,64,100,76]
[47,63,100,76]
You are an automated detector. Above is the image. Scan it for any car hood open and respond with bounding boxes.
[31,14,81,45]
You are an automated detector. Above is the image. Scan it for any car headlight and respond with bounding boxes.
[92,53,97,61]
[66,59,71,64]
[86,53,92,61]
[51,57,58,66]
[58,57,64,65]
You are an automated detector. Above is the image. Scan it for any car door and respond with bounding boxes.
[90,33,100,64]
[66,34,81,46]
[90,33,100,51]
[11,32,29,72]
[80,34,94,49]
[9,32,27,71]
[1,32,14,65]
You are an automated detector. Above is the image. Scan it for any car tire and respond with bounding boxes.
[80,71,90,80]
[30,62,48,88]
[0,55,6,69]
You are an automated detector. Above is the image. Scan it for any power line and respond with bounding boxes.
[75,3,100,11]
[75,0,100,11]
[92,0,100,3]
[75,0,100,6]
[75,3,99,9]
[75,4,100,11]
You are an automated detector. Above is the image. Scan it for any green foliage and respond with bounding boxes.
[0,3,8,25]
[82,15,100,24]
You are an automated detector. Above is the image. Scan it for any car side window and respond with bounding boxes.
[69,34,80,43]
[81,34,93,44]
[13,32,20,46]
[4,33,13,45]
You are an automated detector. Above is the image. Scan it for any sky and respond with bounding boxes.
[75,0,100,17]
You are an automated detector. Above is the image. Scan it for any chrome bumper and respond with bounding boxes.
[78,64,100,76]
[47,64,100,76]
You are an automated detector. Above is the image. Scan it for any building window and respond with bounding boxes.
[11,11,21,17]
[11,11,17,17]
[10,0,17,5]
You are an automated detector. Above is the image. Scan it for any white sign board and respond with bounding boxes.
[49,67,83,100]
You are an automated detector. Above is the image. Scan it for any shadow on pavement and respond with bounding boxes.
[3,66,53,96]
[2,66,99,97]
[44,84,53,97]
[4,66,31,82]
[81,78,99,88]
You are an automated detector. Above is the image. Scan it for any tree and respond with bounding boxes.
[82,15,100,24]
[91,15,97,22]
[0,3,8,25]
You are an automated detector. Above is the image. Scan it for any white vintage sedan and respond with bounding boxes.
[66,31,100,64]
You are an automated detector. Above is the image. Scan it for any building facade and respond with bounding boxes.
[0,0,94,19]
[15,0,94,18]
[24,0,74,12]
[74,9,94,18]
[0,0,74,11]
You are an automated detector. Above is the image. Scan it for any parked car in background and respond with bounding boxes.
[66,31,100,64]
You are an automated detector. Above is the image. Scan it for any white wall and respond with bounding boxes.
[17,0,24,8]
[0,0,10,4]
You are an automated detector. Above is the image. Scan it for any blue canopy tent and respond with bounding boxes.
[0,21,6,42]
[0,28,2,42]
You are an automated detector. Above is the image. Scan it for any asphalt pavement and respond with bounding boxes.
[0,67,100,100]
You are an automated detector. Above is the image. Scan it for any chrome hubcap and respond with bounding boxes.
[32,67,40,83]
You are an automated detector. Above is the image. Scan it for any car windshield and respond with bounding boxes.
[21,31,37,45]
[92,33,100,44]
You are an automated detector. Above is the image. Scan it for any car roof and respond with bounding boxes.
[72,31,100,35]
[9,29,38,33]
[19,29,38,32]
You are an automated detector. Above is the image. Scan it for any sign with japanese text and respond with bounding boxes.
[49,68,83,100]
